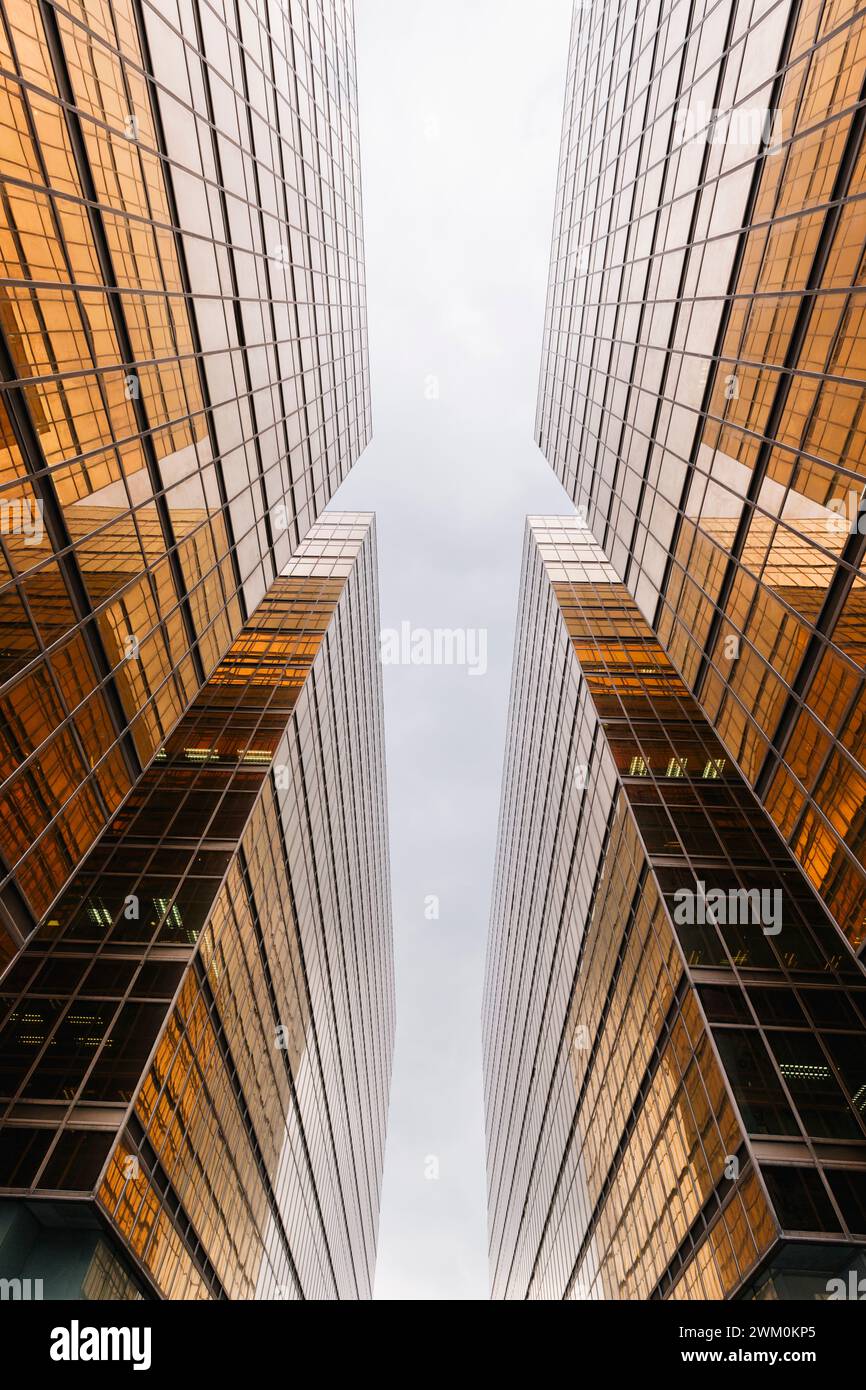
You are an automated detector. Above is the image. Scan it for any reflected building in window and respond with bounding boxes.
[537,0,866,956]
[0,0,370,961]
[0,513,394,1299]
[483,518,866,1300]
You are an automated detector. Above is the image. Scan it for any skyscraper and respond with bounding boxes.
[486,0,866,1302]
[483,517,866,1300]
[536,0,866,955]
[0,512,394,1299]
[0,0,392,1301]
[0,0,370,962]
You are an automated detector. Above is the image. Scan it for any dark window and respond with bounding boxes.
[762,1166,839,1234]
[768,1033,861,1141]
[747,988,806,1027]
[827,1170,866,1236]
[0,1127,52,1186]
[38,1130,113,1191]
[699,985,751,1024]
[714,1031,799,1136]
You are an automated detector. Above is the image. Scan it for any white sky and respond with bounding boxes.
[330,0,576,1300]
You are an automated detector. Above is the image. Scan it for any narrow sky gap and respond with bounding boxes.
[329,0,574,1299]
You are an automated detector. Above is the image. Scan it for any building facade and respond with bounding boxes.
[537,0,866,956]
[0,0,370,961]
[0,0,390,1298]
[483,518,866,1300]
[0,512,394,1299]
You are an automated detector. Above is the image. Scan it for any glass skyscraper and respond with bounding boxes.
[0,0,370,962]
[483,518,866,1300]
[536,0,866,955]
[0,512,394,1299]
[484,0,866,1301]
[0,0,392,1301]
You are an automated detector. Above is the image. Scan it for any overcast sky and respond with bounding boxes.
[329,0,576,1300]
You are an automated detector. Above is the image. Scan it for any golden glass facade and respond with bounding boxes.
[0,0,370,963]
[0,513,394,1299]
[483,519,866,1299]
[537,0,866,955]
